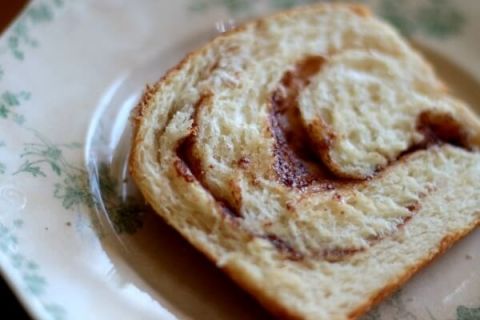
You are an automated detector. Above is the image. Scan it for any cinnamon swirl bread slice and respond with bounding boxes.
[130,4,480,319]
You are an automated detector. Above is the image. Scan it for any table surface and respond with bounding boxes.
[1,1,33,319]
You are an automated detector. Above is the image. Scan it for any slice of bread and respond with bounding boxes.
[130,4,480,319]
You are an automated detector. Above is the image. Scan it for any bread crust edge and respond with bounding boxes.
[348,219,479,319]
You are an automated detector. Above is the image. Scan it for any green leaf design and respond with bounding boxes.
[189,0,318,14]
[416,0,465,38]
[221,0,250,13]
[24,273,47,295]
[0,225,17,253]
[190,0,252,14]
[95,163,147,234]
[28,3,54,22]
[189,0,465,39]
[108,198,146,234]
[0,220,66,318]
[14,160,46,177]
[14,132,65,178]
[54,173,93,210]
[13,130,145,234]
[50,162,62,175]
[10,253,25,269]
[62,142,82,149]
[13,130,94,212]
[0,90,31,123]
[44,304,67,320]
[26,260,39,270]
[377,0,464,38]
[13,114,26,125]
[379,0,417,36]
[13,219,24,228]
[359,290,421,320]
[457,306,480,320]
[270,0,322,9]
[4,0,65,61]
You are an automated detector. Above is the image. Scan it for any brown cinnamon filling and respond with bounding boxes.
[322,247,365,262]
[416,111,469,149]
[175,94,242,219]
[172,56,471,262]
[176,134,242,219]
[263,234,304,261]
[270,55,340,189]
[270,56,471,188]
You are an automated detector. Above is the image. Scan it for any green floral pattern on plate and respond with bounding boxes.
[14,130,92,208]
[360,290,419,320]
[94,163,147,234]
[361,292,479,320]
[12,130,146,235]
[457,306,480,320]
[0,1,68,318]
[190,0,465,38]
[0,219,66,320]
[379,0,465,38]
[0,90,30,125]
[189,0,319,13]
[5,0,64,61]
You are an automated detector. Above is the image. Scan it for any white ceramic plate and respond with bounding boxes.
[0,1,479,319]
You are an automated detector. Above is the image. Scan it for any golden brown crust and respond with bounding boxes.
[348,218,480,319]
